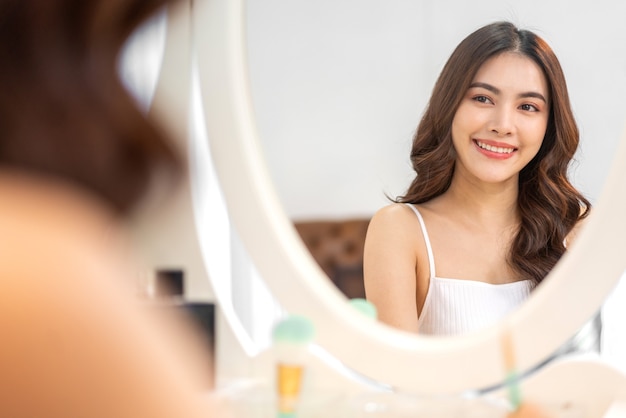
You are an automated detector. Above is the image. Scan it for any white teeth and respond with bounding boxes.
[476,140,514,154]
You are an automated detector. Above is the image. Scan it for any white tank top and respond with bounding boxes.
[406,204,535,336]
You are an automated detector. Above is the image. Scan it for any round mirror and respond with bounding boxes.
[193,0,626,394]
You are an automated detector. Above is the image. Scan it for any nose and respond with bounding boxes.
[489,107,514,137]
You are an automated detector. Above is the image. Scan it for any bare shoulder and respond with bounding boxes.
[0,174,138,323]
[372,201,417,217]
[368,203,421,234]
[365,202,425,251]
[0,174,130,288]
[364,203,424,332]
[0,175,213,417]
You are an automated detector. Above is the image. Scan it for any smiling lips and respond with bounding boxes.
[474,139,517,159]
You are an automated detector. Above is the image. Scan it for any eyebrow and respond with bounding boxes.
[469,82,548,104]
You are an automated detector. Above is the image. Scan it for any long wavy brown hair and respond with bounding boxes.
[0,0,183,215]
[397,21,590,284]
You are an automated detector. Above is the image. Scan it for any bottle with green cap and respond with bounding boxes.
[272,314,315,418]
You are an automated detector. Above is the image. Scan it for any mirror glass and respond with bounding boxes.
[245,0,626,319]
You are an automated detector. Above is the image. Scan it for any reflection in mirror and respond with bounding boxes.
[245,1,626,338]
[198,0,626,393]
[364,21,589,336]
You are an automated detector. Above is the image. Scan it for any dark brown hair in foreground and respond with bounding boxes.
[398,21,590,284]
[0,0,182,214]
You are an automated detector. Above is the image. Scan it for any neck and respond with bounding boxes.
[442,171,519,227]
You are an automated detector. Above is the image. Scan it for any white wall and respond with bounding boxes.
[246,0,626,221]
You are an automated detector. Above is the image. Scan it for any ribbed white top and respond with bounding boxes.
[406,204,535,336]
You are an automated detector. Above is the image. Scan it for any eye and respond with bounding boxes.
[472,95,493,105]
[520,103,539,112]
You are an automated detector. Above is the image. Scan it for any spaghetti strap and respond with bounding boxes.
[404,203,436,279]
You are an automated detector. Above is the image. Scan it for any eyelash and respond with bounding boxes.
[471,95,540,112]
[519,103,539,112]
[472,95,492,105]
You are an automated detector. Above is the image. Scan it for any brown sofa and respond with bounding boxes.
[294,218,370,299]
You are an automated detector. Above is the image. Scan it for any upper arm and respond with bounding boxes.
[363,204,421,333]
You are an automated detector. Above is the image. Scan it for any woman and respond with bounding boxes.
[0,1,217,416]
[364,21,590,335]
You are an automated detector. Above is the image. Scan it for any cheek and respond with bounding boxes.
[451,105,468,129]
[530,120,549,149]
[524,122,548,163]
[450,121,463,154]
[450,118,459,143]
[450,107,468,143]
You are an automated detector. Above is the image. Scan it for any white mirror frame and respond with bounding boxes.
[193,0,626,393]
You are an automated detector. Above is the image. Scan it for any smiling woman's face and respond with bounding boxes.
[451,52,550,187]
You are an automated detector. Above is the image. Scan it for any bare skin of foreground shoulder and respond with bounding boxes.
[0,172,217,418]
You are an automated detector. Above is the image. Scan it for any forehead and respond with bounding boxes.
[472,52,549,100]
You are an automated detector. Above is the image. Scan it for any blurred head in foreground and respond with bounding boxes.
[0,1,219,417]
[0,0,183,215]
